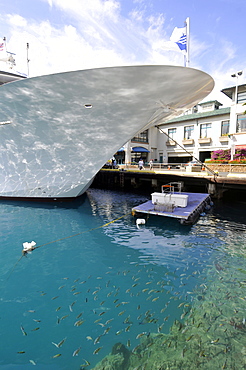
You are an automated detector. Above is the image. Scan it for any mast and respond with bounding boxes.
[185,17,190,67]
[27,43,30,76]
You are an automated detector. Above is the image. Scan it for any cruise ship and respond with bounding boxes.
[0,64,214,199]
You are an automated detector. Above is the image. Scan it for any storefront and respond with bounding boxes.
[131,146,150,163]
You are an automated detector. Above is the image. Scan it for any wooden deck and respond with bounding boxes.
[132,192,211,223]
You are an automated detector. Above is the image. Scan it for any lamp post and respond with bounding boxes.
[230,71,243,160]
[231,70,243,104]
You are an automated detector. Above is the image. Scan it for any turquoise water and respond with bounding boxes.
[1,188,246,369]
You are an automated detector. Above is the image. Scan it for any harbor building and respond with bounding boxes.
[116,83,246,165]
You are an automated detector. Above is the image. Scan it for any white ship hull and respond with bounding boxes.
[0,65,214,199]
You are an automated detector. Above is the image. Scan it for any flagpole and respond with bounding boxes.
[185,17,190,67]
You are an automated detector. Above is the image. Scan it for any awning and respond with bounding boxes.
[132,146,150,153]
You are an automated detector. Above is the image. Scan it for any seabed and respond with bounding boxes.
[92,262,246,370]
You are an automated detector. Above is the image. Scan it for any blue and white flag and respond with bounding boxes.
[170,26,187,52]
[162,26,187,55]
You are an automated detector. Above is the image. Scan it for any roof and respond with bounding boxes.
[198,100,222,106]
[160,107,230,126]
[221,84,246,99]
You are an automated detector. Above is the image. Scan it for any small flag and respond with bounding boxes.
[170,27,187,52]
[162,25,187,55]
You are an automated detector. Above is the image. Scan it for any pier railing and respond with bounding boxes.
[118,163,246,174]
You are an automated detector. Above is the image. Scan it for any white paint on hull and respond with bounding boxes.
[0,65,214,198]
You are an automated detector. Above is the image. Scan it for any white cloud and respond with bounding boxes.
[2,0,245,108]
[7,14,27,28]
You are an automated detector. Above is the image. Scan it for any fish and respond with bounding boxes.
[56,306,62,312]
[211,338,220,344]
[118,310,125,316]
[81,359,91,367]
[72,347,81,356]
[152,297,159,302]
[61,315,69,321]
[33,319,41,323]
[29,359,36,365]
[105,318,114,325]
[57,337,67,348]
[17,351,25,354]
[52,353,62,358]
[132,344,141,353]
[76,312,83,319]
[20,325,27,336]
[52,296,59,300]
[31,327,40,331]
[74,319,85,327]
[86,336,93,341]
[136,332,147,339]
[103,327,111,335]
[94,336,101,344]
[93,347,103,355]
[115,330,122,335]
[73,291,82,295]
[58,285,65,290]
[186,335,194,342]
[127,339,131,347]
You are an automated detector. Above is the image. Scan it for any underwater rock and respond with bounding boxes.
[92,343,130,370]
[111,342,130,369]
[92,353,125,370]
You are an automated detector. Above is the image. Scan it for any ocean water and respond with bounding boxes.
[0,188,246,370]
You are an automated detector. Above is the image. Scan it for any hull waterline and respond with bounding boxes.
[0,65,214,199]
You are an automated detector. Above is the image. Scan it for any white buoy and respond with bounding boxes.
[22,241,36,254]
[136,218,146,228]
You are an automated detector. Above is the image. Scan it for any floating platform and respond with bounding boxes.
[132,192,212,225]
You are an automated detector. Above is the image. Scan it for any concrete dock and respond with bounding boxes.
[92,168,246,199]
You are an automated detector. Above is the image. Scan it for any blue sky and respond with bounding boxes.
[0,0,245,105]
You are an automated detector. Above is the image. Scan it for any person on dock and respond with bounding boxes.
[149,159,153,170]
[138,158,144,170]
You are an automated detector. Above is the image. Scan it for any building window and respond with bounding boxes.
[132,130,148,143]
[237,114,246,133]
[237,92,246,104]
[168,128,176,140]
[184,125,194,139]
[200,123,211,138]
[221,120,230,136]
